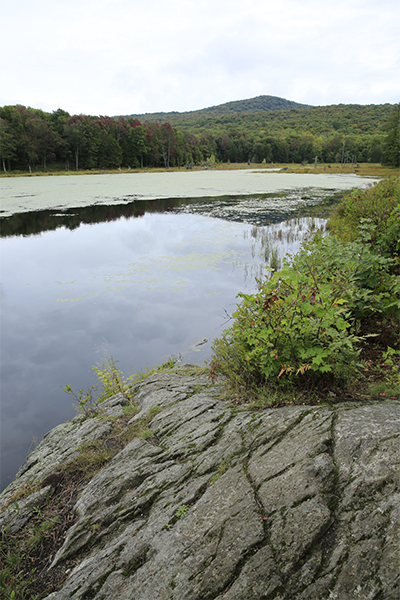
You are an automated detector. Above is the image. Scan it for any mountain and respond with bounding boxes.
[122,95,310,124]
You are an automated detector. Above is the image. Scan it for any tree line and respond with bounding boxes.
[0,102,398,173]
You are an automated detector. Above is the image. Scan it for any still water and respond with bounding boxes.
[0,170,378,491]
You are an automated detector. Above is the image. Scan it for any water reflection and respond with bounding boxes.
[246,216,327,273]
[0,191,339,491]
[1,188,341,238]
[1,197,184,238]
[0,211,258,489]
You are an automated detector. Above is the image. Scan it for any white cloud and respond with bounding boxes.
[2,0,399,115]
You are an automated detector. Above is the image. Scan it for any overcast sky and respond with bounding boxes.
[2,0,399,116]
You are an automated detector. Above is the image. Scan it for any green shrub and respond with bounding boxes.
[327,176,399,257]
[209,196,399,396]
[210,256,363,392]
[293,227,399,324]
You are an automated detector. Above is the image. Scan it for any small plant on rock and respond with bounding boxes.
[175,505,189,519]
[63,383,101,417]
[64,347,135,416]
[93,350,133,402]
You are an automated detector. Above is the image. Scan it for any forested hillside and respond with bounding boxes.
[0,99,398,173]
[123,95,310,124]
[171,103,393,136]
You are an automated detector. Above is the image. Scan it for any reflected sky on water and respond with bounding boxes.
[0,173,361,491]
[1,210,262,489]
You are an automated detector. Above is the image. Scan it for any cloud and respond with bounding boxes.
[1,0,399,116]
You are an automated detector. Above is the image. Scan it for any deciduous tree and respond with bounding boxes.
[383,103,400,167]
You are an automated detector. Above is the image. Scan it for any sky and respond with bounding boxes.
[1,0,399,116]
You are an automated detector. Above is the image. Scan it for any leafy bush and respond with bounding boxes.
[327,176,399,257]
[293,227,399,324]
[210,177,399,396]
[210,257,362,392]
[325,176,399,323]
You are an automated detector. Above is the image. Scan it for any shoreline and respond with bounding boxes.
[0,161,395,179]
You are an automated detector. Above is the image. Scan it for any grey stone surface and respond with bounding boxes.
[1,364,399,600]
[0,485,54,534]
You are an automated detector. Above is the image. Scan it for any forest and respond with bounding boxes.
[0,98,398,173]
[123,94,310,123]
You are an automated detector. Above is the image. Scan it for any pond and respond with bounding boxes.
[0,170,379,491]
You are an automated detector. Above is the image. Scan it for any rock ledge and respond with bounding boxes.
[1,365,399,600]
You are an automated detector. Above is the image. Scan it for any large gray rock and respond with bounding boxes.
[1,365,399,600]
